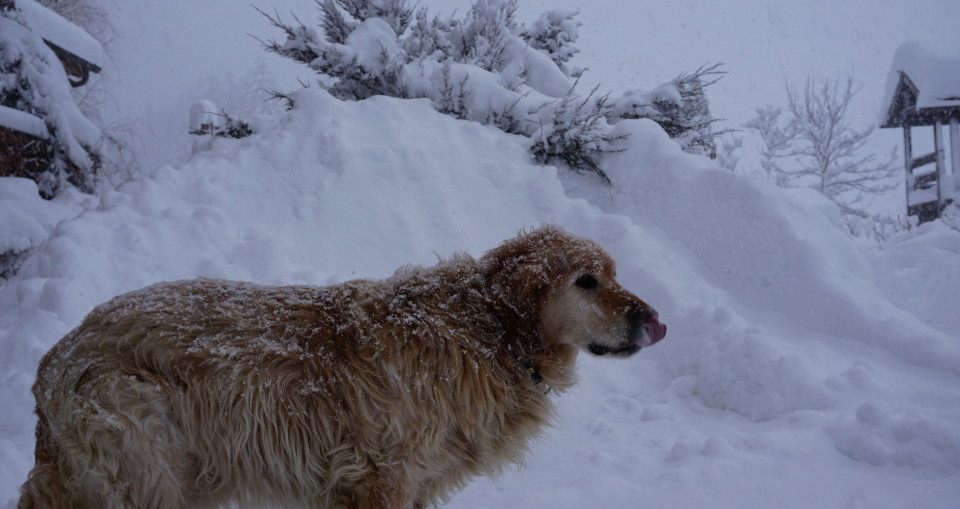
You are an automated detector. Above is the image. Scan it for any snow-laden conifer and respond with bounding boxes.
[0,2,100,197]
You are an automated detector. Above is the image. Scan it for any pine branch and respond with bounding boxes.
[318,0,353,44]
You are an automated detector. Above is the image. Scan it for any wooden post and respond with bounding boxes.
[951,118,960,180]
[903,125,912,211]
[934,121,945,210]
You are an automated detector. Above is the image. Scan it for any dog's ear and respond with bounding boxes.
[481,226,582,305]
[481,236,552,312]
[481,243,550,356]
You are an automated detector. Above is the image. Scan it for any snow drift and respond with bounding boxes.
[1,90,959,508]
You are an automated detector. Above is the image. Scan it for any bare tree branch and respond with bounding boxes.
[748,76,898,216]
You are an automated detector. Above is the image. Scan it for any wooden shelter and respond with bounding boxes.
[880,43,960,223]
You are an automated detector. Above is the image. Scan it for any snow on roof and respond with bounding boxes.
[15,0,103,68]
[881,41,960,123]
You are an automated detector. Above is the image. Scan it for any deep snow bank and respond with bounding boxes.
[869,220,960,340]
[0,179,85,260]
[1,90,958,508]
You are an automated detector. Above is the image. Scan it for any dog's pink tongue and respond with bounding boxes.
[643,317,667,345]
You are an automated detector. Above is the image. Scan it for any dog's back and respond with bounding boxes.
[21,264,554,508]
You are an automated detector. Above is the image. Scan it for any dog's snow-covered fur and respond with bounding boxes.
[19,226,664,508]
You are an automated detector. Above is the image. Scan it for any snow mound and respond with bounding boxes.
[828,400,960,474]
[1,90,959,508]
[0,179,81,255]
[869,220,960,339]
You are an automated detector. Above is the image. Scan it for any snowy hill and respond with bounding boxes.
[2,88,960,508]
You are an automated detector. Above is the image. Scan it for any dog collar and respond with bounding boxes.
[521,359,544,385]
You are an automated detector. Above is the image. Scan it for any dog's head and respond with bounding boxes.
[481,226,665,358]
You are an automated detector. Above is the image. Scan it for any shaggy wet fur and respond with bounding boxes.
[19,226,662,509]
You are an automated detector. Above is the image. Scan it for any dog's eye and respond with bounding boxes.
[575,274,599,290]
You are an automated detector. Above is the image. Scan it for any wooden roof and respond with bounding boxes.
[882,71,960,128]
[880,42,960,129]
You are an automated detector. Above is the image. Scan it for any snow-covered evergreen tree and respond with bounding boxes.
[1,0,101,197]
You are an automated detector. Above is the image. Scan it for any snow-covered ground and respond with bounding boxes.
[2,1,960,508]
[3,88,959,508]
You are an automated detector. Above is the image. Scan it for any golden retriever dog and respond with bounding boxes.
[19,225,666,509]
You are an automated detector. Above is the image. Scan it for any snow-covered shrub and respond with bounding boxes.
[450,0,518,72]
[258,1,410,101]
[434,61,470,120]
[744,105,793,187]
[216,115,255,139]
[260,0,725,181]
[0,3,100,198]
[716,134,743,172]
[189,100,254,153]
[402,7,456,61]
[519,9,582,78]
[530,86,623,183]
[842,212,912,242]
[607,63,726,159]
[188,103,254,140]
